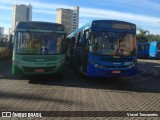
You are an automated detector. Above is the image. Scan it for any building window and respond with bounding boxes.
[73,18,77,20]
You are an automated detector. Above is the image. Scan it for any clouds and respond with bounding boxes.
[84,0,160,12]
[26,1,72,10]
[141,0,160,10]
[79,7,160,24]
[74,0,160,34]
[0,0,160,34]
[0,5,12,10]
[33,9,55,15]
[0,0,72,10]
[79,6,160,34]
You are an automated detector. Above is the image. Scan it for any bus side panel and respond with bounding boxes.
[144,44,149,58]
[156,42,160,59]
[138,44,143,58]
[53,61,65,74]
[149,42,156,57]
[12,64,24,75]
[137,43,149,58]
[137,43,142,58]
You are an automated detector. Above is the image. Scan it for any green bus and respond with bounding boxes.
[12,21,67,75]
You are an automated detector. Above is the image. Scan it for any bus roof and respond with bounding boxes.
[150,41,160,44]
[68,20,136,38]
[15,21,65,32]
[137,42,149,45]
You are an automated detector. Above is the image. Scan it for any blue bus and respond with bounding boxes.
[149,41,160,59]
[137,42,149,58]
[67,20,137,77]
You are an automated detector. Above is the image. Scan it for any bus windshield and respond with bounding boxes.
[89,31,136,56]
[15,31,66,55]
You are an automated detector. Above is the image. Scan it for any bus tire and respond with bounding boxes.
[78,65,87,79]
[78,65,82,75]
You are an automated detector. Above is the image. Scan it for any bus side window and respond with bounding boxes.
[75,32,82,47]
[85,30,89,40]
[71,37,75,47]
[84,30,90,50]
[69,37,75,56]
[157,44,160,50]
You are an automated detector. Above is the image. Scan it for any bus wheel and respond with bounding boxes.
[78,65,87,79]
[78,65,82,75]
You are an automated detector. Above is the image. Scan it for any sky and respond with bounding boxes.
[0,0,160,34]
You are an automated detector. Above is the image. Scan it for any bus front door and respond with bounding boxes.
[81,30,89,74]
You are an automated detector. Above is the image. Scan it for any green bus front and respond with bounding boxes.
[12,30,66,75]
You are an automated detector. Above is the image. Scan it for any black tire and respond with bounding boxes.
[78,65,88,79]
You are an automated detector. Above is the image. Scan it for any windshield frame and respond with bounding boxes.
[88,30,136,57]
[14,30,66,55]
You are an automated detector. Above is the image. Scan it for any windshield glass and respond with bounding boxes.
[89,31,136,56]
[15,31,66,55]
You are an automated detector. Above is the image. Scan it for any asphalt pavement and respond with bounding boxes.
[0,59,160,120]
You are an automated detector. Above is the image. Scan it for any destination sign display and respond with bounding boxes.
[16,22,65,31]
[92,21,136,30]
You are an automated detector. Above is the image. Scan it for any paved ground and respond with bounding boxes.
[0,59,160,120]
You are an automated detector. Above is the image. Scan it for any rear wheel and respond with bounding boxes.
[78,64,88,79]
[78,64,82,75]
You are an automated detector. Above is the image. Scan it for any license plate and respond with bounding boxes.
[112,70,121,74]
[35,69,44,72]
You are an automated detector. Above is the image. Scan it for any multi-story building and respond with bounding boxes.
[12,4,32,32]
[72,6,79,33]
[56,6,79,34]
[0,27,4,35]
[8,28,12,35]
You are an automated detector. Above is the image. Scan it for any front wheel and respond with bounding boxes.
[78,64,83,75]
[78,65,87,78]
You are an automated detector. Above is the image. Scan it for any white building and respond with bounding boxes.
[12,4,32,32]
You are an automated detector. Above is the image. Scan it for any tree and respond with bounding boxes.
[137,28,160,42]
[148,34,160,42]
[136,28,149,42]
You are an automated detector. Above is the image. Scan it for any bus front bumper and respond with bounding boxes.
[87,63,137,77]
[12,62,65,75]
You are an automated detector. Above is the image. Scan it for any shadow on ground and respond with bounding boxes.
[28,62,160,93]
[1,59,160,93]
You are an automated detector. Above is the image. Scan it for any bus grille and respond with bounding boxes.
[100,58,133,62]
[23,67,55,73]
[104,65,129,68]
[21,56,57,62]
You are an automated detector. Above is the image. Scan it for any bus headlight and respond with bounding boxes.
[94,64,103,69]
[57,58,65,66]
[90,59,103,69]
[95,64,98,67]
[13,60,22,68]
[130,61,136,68]
[90,59,94,65]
